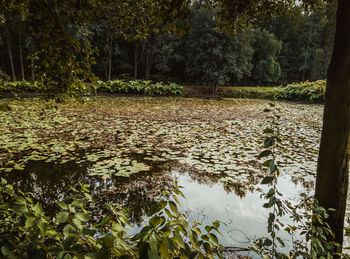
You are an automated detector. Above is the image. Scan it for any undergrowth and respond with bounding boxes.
[276,80,326,103]
[0,80,183,98]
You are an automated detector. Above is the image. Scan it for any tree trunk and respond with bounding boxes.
[108,36,113,81]
[6,34,16,81]
[145,51,150,79]
[145,51,153,80]
[19,35,25,81]
[212,82,218,95]
[314,0,350,252]
[31,56,35,81]
[302,21,312,82]
[134,42,138,79]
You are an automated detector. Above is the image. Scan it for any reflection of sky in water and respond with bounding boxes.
[173,170,309,255]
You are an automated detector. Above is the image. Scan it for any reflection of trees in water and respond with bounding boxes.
[4,160,175,224]
[282,167,315,192]
[174,165,259,198]
[4,156,315,226]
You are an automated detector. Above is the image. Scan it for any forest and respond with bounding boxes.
[0,0,350,259]
[1,1,336,86]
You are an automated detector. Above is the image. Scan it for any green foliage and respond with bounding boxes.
[0,179,222,259]
[276,80,326,102]
[253,56,281,84]
[94,80,183,96]
[223,86,277,99]
[252,29,282,84]
[0,81,43,97]
[0,80,183,97]
[185,5,254,90]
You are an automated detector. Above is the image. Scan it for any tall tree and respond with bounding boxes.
[252,28,282,84]
[314,0,350,249]
[185,4,254,93]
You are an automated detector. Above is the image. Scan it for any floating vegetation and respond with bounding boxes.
[0,97,322,189]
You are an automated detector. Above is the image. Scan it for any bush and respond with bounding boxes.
[0,80,184,98]
[94,80,183,96]
[276,80,326,103]
[0,81,44,97]
[222,87,277,99]
[0,179,222,259]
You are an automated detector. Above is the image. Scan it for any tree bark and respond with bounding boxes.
[134,41,138,79]
[314,0,350,252]
[31,56,35,81]
[302,23,312,82]
[19,34,25,81]
[6,34,16,81]
[145,51,153,80]
[212,82,218,95]
[108,36,113,81]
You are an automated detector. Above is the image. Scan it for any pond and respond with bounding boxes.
[1,96,345,256]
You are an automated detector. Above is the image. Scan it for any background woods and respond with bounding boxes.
[0,1,336,86]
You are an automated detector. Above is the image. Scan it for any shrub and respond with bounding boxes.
[0,80,184,98]
[222,87,277,99]
[0,81,44,97]
[276,80,326,103]
[94,80,183,96]
[0,179,222,258]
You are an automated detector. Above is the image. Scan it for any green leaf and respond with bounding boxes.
[149,216,165,228]
[63,224,76,235]
[1,245,10,256]
[258,150,273,159]
[264,137,275,148]
[63,236,75,250]
[75,212,90,222]
[32,202,44,215]
[261,176,274,185]
[208,233,219,246]
[148,238,160,259]
[269,160,277,173]
[57,201,68,210]
[38,221,48,234]
[173,231,185,249]
[56,211,69,224]
[263,238,273,247]
[169,201,178,217]
[147,201,167,217]
[266,188,275,198]
[205,226,213,233]
[190,230,200,251]
[25,217,36,228]
[101,233,115,248]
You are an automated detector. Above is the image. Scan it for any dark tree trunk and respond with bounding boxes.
[145,51,153,80]
[302,24,312,82]
[108,36,113,81]
[314,0,350,253]
[212,82,218,95]
[19,35,25,81]
[31,56,35,81]
[134,42,138,79]
[6,34,16,81]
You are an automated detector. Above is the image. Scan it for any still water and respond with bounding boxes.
[3,156,318,256]
[2,97,347,256]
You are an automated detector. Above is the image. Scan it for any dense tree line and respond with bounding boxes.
[0,1,336,87]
